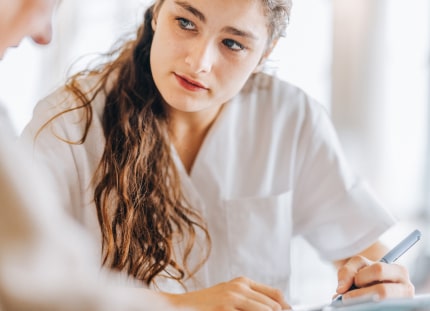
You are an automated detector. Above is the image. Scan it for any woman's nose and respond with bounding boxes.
[185,40,215,74]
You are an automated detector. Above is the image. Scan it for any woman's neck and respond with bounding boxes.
[168,104,223,174]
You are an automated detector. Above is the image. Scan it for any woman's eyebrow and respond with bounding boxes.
[175,1,206,23]
[222,26,259,41]
[174,1,259,41]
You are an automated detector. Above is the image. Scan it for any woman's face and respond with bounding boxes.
[150,0,269,115]
[0,0,58,58]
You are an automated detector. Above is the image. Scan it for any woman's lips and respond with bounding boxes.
[174,73,208,92]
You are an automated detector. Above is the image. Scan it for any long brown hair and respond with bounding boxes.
[50,4,209,286]
[42,0,292,287]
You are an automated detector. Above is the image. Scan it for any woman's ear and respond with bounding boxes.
[151,4,160,31]
[151,17,157,31]
[253,38,279,73]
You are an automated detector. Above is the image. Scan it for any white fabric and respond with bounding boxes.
[19,72,395,298]
[0,103,170,310]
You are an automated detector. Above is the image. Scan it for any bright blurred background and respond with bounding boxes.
[0,0,429,306]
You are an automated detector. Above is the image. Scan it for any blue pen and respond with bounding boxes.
[331,229,422,306]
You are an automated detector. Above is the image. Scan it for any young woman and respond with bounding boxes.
[20,0,414,308]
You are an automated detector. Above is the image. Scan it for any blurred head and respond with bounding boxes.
[0,0,58,58]
[149,0,292,115]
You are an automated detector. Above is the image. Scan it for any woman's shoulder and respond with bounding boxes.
[243,72,306,96]
[238,72,328,121]
[34,74,106,119]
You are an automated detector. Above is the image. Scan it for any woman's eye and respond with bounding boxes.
[176,17,195,30]
[222,39,245,51]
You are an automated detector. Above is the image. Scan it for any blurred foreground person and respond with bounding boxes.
[0,1,173,310]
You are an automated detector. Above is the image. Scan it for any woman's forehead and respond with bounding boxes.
[161,0,268,28]
[160,0,266,17]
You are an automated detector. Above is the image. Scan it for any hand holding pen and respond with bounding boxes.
[331,229,421,306]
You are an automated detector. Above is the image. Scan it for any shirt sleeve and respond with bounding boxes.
[18,88,87,220]
[291,102,395,262]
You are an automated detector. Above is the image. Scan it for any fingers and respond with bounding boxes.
[225,277,289,310]
[336,256,371,293]
[168,276,291,311]
[354,262,411,287]
[237,277,291,310]
[336,256,415,303]
[341,281,415,301]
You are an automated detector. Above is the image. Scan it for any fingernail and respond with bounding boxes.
[337,281,345,290]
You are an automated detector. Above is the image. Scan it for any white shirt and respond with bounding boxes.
[20,72,395,297]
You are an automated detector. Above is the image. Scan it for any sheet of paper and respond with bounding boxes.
[292,294,430,311]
